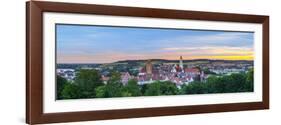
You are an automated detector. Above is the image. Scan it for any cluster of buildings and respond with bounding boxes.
[57,56,253,88]
[57,69,75,81]
[115,56,207,87]
[200,61,253,75]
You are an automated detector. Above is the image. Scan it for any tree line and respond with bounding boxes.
[57,69,253,100]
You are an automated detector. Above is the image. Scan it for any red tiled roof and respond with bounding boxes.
[185,68,200,73]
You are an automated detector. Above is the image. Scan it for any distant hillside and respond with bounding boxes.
[57,59,253,69]
[115,59,253,64]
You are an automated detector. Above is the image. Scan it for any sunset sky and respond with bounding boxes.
[56,24,254,64]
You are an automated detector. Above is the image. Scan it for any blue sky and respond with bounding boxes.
[56,24,254,64]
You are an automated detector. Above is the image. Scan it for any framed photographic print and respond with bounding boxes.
[26,1,269,124]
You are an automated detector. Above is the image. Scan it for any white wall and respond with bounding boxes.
[0,0,279,124]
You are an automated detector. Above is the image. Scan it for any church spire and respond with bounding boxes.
[179,56,183,69]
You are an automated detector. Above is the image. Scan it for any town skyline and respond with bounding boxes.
[57,57,254,64]
[57,24,254,64]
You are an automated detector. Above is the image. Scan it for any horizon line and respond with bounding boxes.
[57,58,254,64]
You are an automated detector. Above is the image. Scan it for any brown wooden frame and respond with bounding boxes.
[26,1,269,124]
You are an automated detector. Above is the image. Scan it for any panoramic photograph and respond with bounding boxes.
[56,24,254,100]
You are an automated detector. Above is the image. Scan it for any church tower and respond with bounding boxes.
[145,60,153,74]
[179,56,183,69]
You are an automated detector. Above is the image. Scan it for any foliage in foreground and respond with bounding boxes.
[57,69,254,100]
